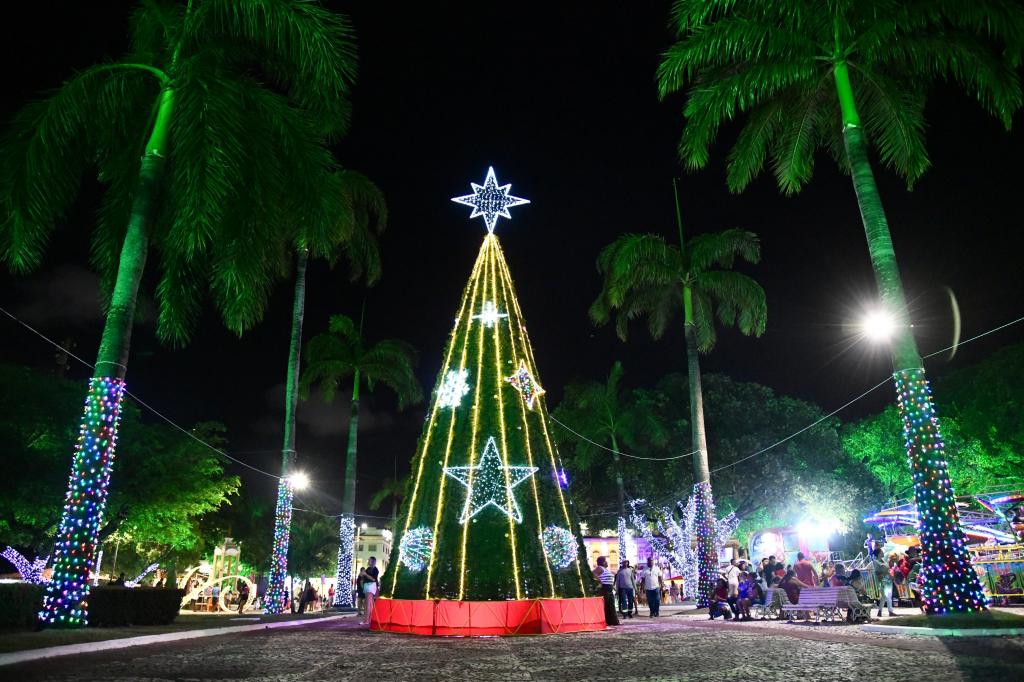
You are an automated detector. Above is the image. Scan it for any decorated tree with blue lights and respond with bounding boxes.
[383,168,593,602]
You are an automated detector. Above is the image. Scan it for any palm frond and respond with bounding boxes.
[1,66,155,272]
[695,270,768,337]
[185,0,357,136]
[327,314,360,344]
[853,67,930,187]
[686,228,761,273]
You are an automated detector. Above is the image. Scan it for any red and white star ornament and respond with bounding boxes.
[506,361,545,410]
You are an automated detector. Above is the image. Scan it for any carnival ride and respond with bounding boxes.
[863,487,1023,546]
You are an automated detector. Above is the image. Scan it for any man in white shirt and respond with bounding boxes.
[722,558,740,598]
[641,557,663,617]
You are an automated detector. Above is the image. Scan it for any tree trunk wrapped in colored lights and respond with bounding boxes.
[895,370,988,613]
[378,169,601,635]
[264,477,294,614]
[40,378,126,626]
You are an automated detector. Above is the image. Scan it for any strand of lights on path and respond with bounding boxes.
[40,377,125,626]
[895,369,988,614]
[1,305,1021,487]
[332,515,355,607]
[263,478,294,614]
[125,562,159,588]
[2,546,48,584]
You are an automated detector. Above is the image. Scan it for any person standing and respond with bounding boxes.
[794,552,819,587]
[237,580,250,614]
[363,556,380,626]
[615,561,635,618]
[871,548,896,617]
[641,557,663,617]
[592,556,619,626]
[722,558,740,601]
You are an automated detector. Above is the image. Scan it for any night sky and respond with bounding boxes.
[2,1,1023,520]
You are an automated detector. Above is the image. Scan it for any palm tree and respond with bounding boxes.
[657,0,1020,613]
[0,0,355,626]
[268,170,385,613]
[369,474,411,532]
[301,312,423,605]
[590,223,766,606]
[552,362,666,518]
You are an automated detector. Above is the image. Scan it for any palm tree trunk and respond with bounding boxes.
[39,85,175,628]
[683,285,716,609]
[608,432,627,517]
[265,248,308,615]
[834,60,987,614]
[331,371,361,608]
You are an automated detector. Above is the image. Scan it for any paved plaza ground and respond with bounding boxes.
[5,607,1023,682]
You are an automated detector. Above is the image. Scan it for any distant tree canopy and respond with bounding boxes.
[844,343,1024,502]
[0,363,239,557]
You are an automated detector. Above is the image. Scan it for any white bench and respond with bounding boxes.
[781,587,866,623]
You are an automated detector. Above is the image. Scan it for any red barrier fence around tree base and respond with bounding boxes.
[369,596,606,636]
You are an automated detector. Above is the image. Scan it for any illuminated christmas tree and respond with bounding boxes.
[375,169,600,634]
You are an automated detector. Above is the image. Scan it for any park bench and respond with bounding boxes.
[754,587,786,620]
[781,587,867,623]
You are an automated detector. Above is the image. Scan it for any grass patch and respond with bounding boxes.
[0,610,343,653]
[883,609,1024,630]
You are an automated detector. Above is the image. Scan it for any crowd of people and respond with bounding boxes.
[593,545,923,626]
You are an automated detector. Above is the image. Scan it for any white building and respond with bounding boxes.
[354,526,392,577]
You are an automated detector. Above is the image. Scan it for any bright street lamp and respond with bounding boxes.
[860,309,895,342]
[289,472,310,491]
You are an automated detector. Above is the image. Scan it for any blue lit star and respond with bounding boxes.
[451,166,530,233]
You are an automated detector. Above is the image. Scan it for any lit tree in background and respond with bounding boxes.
[658,0,1024,613]
[0,0,356,626]
[266,171,387,615]
[301,312,422,607]
[590,222,766,606]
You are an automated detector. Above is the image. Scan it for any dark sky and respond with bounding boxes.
[2,1,1023,519]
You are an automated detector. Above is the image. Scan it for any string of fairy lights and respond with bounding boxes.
[1,304,1021,509]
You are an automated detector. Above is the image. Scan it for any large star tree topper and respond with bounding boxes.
[444,437,538,524]
[451,166,530,233]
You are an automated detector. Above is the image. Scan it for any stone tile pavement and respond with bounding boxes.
[6,611,1023,681]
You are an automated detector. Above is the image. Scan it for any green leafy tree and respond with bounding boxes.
[844,405,1024,501]
[0,0,356,625]
[590,227,766,605]
[287,514,339,580]
[0,363,238,556]
[551,362,667,518]
[657,0,1023,612]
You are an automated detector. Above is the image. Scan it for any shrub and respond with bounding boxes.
[0,582,45,628]
[87,587,184,627]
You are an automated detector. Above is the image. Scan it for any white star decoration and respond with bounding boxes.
[451,166,530,233]
[506,361,546,410]
[473,300,509,328]
[444,437,538,524]
[437,369,471,409]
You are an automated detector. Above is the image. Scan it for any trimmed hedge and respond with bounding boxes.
[0,582,44,628]
[88,587,184,626]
